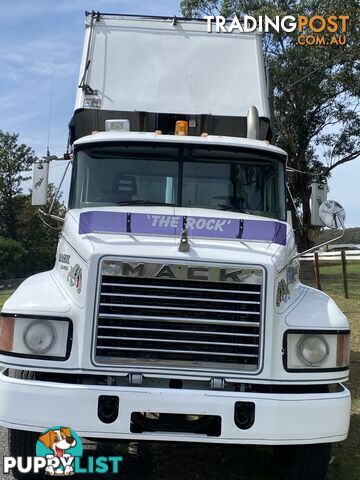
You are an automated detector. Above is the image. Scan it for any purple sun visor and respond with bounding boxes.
[78,211,287,246]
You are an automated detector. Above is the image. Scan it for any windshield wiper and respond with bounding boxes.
[115,200,175,206]
[217,204,252,215]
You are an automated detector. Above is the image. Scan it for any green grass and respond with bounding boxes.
[303,262,360,480]
[1,265,359,479]
[0,291,11,310]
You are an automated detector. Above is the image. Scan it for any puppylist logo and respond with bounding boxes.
[3,426,123,476]
[205,15,350,46]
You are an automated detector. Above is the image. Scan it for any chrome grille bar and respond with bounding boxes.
[99,303,261,315]
[102,282,261,295]
[97,346,259,358]
[98,325,259,338]
[101,292,260,305]
[98,313,260,327]
[97,335,259,348]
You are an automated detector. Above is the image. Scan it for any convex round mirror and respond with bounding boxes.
[319,200,346,229]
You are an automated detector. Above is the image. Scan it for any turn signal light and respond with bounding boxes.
[337,333,350,368]
[175,120,189,136]
[0,316,15,352]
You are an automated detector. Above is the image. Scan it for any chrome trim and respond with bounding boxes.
[101,260,263,285]
[102,282,261,295]
[99,303,261,315]
[98,325,260,338]
[96,346,258,358]
[98,313,260,327]
[93,259,265,373]
[100,292,260,305]
[97,335,259,348]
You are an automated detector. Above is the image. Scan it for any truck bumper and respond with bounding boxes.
[0,370,351,445]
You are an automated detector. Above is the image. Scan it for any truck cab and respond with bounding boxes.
[0,13,350,480]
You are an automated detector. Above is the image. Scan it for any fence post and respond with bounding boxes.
[314,252,322,290]
[341,250,349,299]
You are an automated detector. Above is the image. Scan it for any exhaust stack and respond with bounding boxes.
[247,106,259,140]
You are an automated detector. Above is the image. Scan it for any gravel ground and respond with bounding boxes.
[0,427,277,479]
[0,428,12,479]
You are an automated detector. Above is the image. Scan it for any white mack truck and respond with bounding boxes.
[0,13,351,480]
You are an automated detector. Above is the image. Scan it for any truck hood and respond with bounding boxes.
[61,207,295,272]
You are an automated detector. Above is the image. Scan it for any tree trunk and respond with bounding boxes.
[299,259,315,283]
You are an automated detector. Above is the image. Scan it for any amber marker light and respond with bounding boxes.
[0,316,15,352]
[337,333,350,368]
[175,120,189,136]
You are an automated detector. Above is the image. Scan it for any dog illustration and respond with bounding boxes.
[39,427,76,476]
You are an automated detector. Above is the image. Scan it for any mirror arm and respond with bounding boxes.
[280,216,345,273]
[286,183,302,224]
[39,209,65,224]
[48,160,71,215]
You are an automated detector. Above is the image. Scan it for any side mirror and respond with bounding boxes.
[319,200,346,229]
[310,181,328,226]
[32,161,49,206]
[283,199,346,272]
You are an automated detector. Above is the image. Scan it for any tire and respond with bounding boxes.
[8,429,42,480]
[275,443,332,480]
[8,370,43,479]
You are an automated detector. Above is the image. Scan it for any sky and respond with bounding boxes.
[0,0,359,227]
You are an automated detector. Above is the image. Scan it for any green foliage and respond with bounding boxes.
[0,237,27,278]
[14,185,66,275]
[316,227,360,245]
[0,129,66,278]
[180,0,222,16]
[0,130,37,239]
[180,0,360,248]
[0,187,65,278]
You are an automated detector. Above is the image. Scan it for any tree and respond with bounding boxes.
[15,184,66,275]
[316,227,360,245]
[0,131,37,239]
[180,0,360,250]
[0,237,27,278]
[0,129,67,278]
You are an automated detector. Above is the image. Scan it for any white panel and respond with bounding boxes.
[311,182,328,226]
[32,162,49,206]
[0,372,350,444]
[76,16,269,118]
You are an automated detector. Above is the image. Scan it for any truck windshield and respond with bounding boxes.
[70,143,286,220]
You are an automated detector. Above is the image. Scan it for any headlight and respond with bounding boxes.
[23,321,56,354]
[297,335,329,366]
[0,315,71,360]
[284,330,350,371]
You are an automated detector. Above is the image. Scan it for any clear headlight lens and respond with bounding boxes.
[0,316,70,359]
[297,335,329,366]
[23,321,56,354]
[285,331,350,371]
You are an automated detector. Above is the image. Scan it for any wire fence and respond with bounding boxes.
[300,250,360,299]
[2,250,359,299]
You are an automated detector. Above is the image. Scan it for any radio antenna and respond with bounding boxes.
[46,59,56,157]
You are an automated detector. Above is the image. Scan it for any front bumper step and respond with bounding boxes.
[0,370,351,445]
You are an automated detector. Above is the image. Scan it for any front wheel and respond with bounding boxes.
[275,443,332,480]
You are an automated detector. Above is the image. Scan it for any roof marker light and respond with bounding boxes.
[175,120,189,136]
[83,94,101,109]
[105,119,130,132]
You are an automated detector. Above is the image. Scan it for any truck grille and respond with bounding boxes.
[94,260,263,372]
